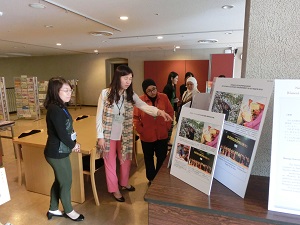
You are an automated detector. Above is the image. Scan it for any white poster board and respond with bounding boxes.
[268,79,300,215]
[0,167,11,205]
[191,93,211,111]
[170,107,224,195]
[209,78,274,198]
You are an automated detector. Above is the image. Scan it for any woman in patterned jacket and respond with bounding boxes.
[96,65,172,202]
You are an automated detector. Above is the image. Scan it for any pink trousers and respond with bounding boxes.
[103,140,132,193]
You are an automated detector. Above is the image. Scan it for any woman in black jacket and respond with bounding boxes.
[163,71,179,145]
[44,77,84,222]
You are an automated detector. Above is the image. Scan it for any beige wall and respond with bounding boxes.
[243,0,300,176]
[0,48,242,105]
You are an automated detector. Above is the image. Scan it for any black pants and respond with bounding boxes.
[141,139,168,181]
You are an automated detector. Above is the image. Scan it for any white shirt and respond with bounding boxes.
[96,88,159,140]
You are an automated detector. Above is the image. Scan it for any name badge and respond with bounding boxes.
[71,131,77,141]
[114,114,124,124]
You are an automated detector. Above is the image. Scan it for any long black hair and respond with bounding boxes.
[184,72,194,81]
[44,77,72,109]
[166,71,178,85]
[107,65,134,105]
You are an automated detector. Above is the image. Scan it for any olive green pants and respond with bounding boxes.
[46,156,73,213]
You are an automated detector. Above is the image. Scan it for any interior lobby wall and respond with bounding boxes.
[0,48,242,105]
[243,0,300,176]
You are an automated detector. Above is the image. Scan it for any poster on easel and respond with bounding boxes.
[209,78,274,198]
[268,79,300,216]
[206,81,213,93]
[170,107,224,195]
[0,167,10,205]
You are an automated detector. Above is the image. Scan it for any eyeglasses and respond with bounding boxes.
[146,87,157,94]
[60,89,73,93]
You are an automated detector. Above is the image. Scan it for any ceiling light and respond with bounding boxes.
[198,39,218,43]
[56,43,61,46]
[120,16,128,21]
[29,3,46,9]
[90,31,113,37]
[175,46,180,49]
[0,12,3,16]
[45,25,53,28]
[222,5,234,9]
[157,36,163,40]
[94,50,98,53]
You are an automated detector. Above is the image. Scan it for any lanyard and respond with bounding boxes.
[62,108,70,118]
[116,95,124,115]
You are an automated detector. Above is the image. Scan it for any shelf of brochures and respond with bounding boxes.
[14,76,40,120]
[38,80,48,112]
[0,77,10,121]
[68,79,81,110]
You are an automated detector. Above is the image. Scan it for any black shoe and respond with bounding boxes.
[46,211,63,220]
[113,194,125,202]
[121,185,135,191]
[64,213,84,221]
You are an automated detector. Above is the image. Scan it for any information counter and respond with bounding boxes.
[144,157,300,225]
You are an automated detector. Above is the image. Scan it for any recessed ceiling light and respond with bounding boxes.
[45,25,53,28]
[222,5,234,9]
[175,46,180,49]
[198,39,218,43]
[29,3,46,9]
[120,16,128,20]
[157,36,163,40]
[90,31,113,36]
[94,50,99,53]
[56,43,62,46]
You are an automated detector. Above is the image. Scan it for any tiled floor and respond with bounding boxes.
[0,107,175,225]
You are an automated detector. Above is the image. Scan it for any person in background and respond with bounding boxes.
[180,72,194,99]
[177,77,200,120]
[133,79,174,185]
[163,71,179,147]
[96,65,173,202]
[44,77,84,222]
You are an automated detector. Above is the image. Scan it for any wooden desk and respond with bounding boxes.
[145,157,300,225]
[13,116,96,204]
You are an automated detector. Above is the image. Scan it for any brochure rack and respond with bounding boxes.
[68,79,81,110]
[38,80,48,112]
[0,77,10,121]
[14,76,40,120]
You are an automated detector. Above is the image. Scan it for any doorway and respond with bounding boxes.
[105,58,128,87]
